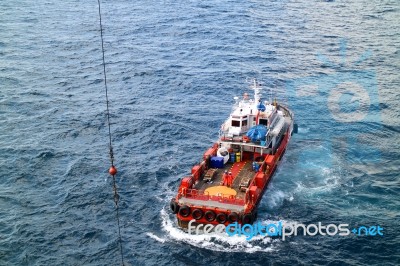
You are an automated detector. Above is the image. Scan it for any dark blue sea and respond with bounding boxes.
[1,0,399,265]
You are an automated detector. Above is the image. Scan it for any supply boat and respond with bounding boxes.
[170,80,297,229]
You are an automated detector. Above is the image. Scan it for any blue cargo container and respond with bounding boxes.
[210,156,224,168]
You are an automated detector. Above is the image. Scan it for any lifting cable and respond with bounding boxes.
[97,0,125,265]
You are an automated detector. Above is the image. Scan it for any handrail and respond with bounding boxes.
[181,188,245,205]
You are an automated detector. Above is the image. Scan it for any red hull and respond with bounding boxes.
[171,126,292,228]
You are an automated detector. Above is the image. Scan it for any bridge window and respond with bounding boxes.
[232,120,240,127]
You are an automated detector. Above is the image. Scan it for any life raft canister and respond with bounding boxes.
[179,205,190,217]
[217,147,230,164]
[204,210,216,222]
[170,199,179,214]
[192,208,204,220]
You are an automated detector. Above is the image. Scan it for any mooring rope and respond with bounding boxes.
[96,1,125,265]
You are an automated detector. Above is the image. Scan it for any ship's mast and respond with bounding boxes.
[252,79,262,103]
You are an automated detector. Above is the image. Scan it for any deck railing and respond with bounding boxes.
[179,188,246,206]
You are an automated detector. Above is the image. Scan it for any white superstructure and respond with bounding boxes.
[219,80,293,154]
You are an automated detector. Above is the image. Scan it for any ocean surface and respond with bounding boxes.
[1,0,399,265]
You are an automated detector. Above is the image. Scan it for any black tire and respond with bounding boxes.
[204,211,216,222]
[179,205,190,217]
[228,212,239,223]
[192,209,204,220]
[216,213,228,224]
[242,213,253,224]
[170,199,179,214]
